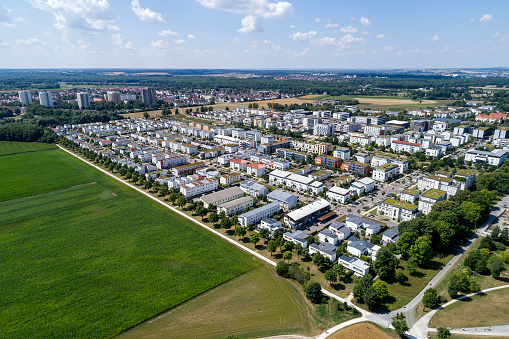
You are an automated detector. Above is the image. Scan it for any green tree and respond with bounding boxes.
[234,226,246,239]
[259,228,270,243]
[305,282,323,304]
[392,319,409,336]
[363,286,380,310]
[324,269,337,286]
[353,273,373,302]
[373,246,399,280]
[487,255,505,278]
[333,263,347,282]
[409,236,433,266]
[208,212,219,224]
[423,288,438,309]
[221,217,231,229]
[177,196,186,208]
[247,223,256,235]
[276,261,289,277]
[283,250,293,262]
[437,327,451,339]
[434,220,455,249]
[406,258,419,276]
[396,232,415,260]
[294,243,304,259]
[196,205,207,220]
[461,201,483,226]
[267,240,277,257]
[250,233,260,248]
[143,112,149,119]
[372,280,389,299]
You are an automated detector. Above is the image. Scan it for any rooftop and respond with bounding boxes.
[381,198,418,211]
[422,188,446,200]
[402,188,419,196]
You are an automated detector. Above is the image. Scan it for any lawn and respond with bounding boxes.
[118,264,319,339]
[0,148,97,201]
[0,147,258,338]
[430,288,509,329]
[329,322,399,339]
[0,141,57,155]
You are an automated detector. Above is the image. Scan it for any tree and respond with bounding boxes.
[250,233,260,248]
[406,259,419,276]
[234,226,246,239]
[177,196,186,209]
[437,327,451,339]
[423,288,438,309]
[143,112,149,119]
[434,220,455,249]
[247,223,256,235]
[325,269,337,286]
[373,247,399,280]
[305,282,323,304]
[363,286,380,310]
[259,228,270,243]
[333,263,347,282]
[487,255,505,278]
[267,240,277,256]
[353,273,373,302]
[372,280,389,299]
[409,236,433,266]
[294,243,304,259]
[221,217,231,229]
[208,212,219,224]
[196,205,207,220]
[283,250,293,262]
[392,319,409,336]
[461,201,483,226]
[396,232,415,260]
[276,261,289,277]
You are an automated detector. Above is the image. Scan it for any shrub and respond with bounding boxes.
[305,282,323,304]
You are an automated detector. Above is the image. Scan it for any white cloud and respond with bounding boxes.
[130,0,165,23]
[318,36,337,46]
[431,34,440,41]
[174,39,186,45]
[325,23,338,28]
[14,17,25,23]
[291,30,362,49]
[480,14,493,23]
[0,2,12,25]
[289,24,295,29]
[187,34,196,39]
[360,16,371,27]
[338,34,362,48]
[314,17,320,23]
[157,29,179,36]
[150,39,169,49]
[383,46,393,52]
[493,32,501,38]
[30,0,117,36]
[16,38,44,45]
[291,30,318,42]
[376,34,384,38]
[469,17,476,22]
[197,0,293,19]
[238,15,263,33]
[340,25,358,34]
[263,39,271,44]
[112,33,134,50]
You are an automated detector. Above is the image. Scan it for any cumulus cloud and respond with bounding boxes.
[360,16,371,27]
[325,23,338,28]
[431,34,440,41]
[157,29,179,36]
[187,34,196,39]
[340,25,358,34]
[291,30,362,48]
[289,24,295,28]
[383,46,393,52]
[376,34,384,38]
[16,38,44,45]
[263,39,271,44]
[339,34,362,48]
[314,17,320,23]
[174,39,186,45]
[238,15,263,33]
[112,33,134,49]
[480,14,492,23]
[130,0,165,23]
[291,30,318,42]
[150,39,169,48]
[30,0,117,35]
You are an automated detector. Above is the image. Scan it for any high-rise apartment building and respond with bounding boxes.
[38,91,53,107]
[141,87,157,106]
[106,91,121,105]
[18,91,32,105]
[77,92,91,109]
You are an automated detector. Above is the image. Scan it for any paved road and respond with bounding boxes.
[430,325,509,337]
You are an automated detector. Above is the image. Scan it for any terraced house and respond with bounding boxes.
[377,198,420,221]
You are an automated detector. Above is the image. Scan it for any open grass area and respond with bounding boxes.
[118,264,319,339]
[430,288,509,329]
[0,141,57,156]
[329,322,399,339]
[0,146,258,338]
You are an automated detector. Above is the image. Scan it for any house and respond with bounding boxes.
[200,187,245,208]
[267,189,298,210]
[382,226,399,244]
[329,220,351,240]
[240,180,268,196]
[230,158,249,171]
[391,140,422,153]
[326,186,350,204]
[418,188,447,214]
[377,198,420,221]
[246,163,268,177]
[344,214,381,235]
[354,153,370,164]
[284,199,331,229]
[180,178,219,198]
[309,242,337,262]
[238,202,280,226]
[172,162,206,176]
[259,217,282,233]
[337,256,370,277]
[346,236,380,260]
[217,196,253,217]
[372,163,400,182]
[333,147,351,160]
[283,230,308,249]
[219,172,241,186]
[400,189,419,203]
[318,229,339,245]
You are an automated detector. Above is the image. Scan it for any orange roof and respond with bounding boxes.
[247,163,267,169]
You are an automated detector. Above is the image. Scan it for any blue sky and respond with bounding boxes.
[0,0,508,69]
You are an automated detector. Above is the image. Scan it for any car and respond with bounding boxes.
[386,194,390,197]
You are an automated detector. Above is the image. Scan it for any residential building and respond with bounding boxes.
[400,188,419,203]
[314,155,342,168]
[106,91,121,104]
[18,90,32,105]
[38,91,53,107]
[329,220,351,240]
[410,120,432,132]
[309,242,337,262]
[200,186,245,208]
[494,127,509,139]
[418,188,447,215]
[372,163,400,182]
[377,198,420,221]
[267,189,298,210]
[341,161,370,176]
[464,149,508,166]
[172,162,206,176]
[333,147,351,160]
[391,140,422,153]
[219,172,241,186]
[382,226,400,244]
[217,196,253,217]
[276,148,308,162]
[261,134,275,144]
[259,218,282,233]
[344,214,381,235]
[364,125,387,137]
[238,201,280,226]
[326,186,350,204]
[77,92,90,109]
[180,178,219,198]
[292,141,332,155]
[284,199,331,229]
[141,87,157,106]
[346,236,380,260]
[354,153,370,164]
[417,171,476,195]
[472,127,492,139]
[240,180,268,197]
[246,163,267,177]
[250,155,290,170]
[318,229,339,245]
[337,256,370,277]
[230,158,249,171]
[283,230,308,249]
[313,123,335,136]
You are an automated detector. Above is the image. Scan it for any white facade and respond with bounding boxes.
[18,90,32,105]
[180,178,219,198]
[238,202,280,226]
[77,92,91,109]
[38,91,53,107]
[326,186,350,204]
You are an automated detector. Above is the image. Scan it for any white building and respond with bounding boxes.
[309,242,337,262]
[38,91,53,107]
[180,178,219,198]
[240,180,268,196]
[18,90,32,105]
[337,256,370,277]
[464,149,508,166]
[377,198,420,221]
[217,196,253,217]
[77,92,91,109]
[372,163,400,182]
[238,202,280,226]
[418,189,447,215]
[326,186,350,204]
[391,140,422,153]
[313,123,335,136]
[246,163,267,177]
[284,199,330,229]
[333,147,351,160]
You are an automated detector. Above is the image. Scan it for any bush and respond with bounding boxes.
[305,282,323,304]
[276,261,290,278]
[423,288,438,309]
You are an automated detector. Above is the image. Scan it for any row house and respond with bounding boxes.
[180,178,219,198]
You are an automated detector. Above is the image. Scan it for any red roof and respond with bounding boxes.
[230,158,249,164]
[247,163,267,169]
[393,140,421,147]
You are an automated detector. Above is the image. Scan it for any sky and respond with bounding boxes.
[0,0,509,69]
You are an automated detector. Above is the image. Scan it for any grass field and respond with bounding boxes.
[430,288,509,329]
[0,141,57,156]
[118,264,318,339]
[0,146,258,338]
[329,322,399,339]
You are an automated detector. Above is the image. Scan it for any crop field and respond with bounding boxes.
[329,322,398,339]
[0,141,57,156]
[0,146,257,338]
[118,264,317,339]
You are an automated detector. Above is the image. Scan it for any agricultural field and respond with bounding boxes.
[0,141,57,156]
[0,145,259,338]
[329,322,398,339]
[430,288,509,329]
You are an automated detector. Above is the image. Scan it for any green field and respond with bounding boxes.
[0,146,257,338]
[0,141,57,156]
